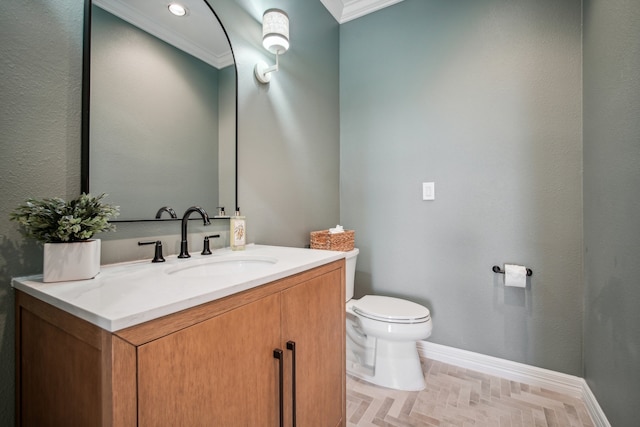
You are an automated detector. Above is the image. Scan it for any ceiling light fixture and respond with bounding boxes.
[168,3,188,17]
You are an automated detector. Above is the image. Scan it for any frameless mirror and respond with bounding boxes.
[82,0,237,221]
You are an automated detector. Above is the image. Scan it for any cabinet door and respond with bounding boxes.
[281,269,345,427]
[138,293,281,427]
[18,308,103,427]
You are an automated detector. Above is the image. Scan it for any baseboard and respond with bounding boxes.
[579,380,611,427]
[417,341,610,427]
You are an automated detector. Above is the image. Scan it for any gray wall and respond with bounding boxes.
[211,0,341,247]
[218,65,236,209]
[583,0,640,424]
[91,6,221,219]
[0,0,339,424]
[340,0,584,375]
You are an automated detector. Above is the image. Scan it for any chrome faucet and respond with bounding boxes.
[178,206,211,258]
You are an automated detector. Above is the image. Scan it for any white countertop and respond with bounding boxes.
[12,244,345,332]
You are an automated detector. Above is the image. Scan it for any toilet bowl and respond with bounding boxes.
[344,248,432,391]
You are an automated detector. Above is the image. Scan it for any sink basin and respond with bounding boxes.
[166,256,278,278]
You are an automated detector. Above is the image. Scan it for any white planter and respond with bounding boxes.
[43,239,101,283]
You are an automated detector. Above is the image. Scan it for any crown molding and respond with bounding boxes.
[320,0,405,24]
[93,0,233,69]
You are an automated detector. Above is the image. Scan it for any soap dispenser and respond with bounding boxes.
[230,208,246,251]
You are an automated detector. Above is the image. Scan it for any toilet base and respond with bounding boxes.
[347,338,426,391]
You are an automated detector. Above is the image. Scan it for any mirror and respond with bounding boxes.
[82,0,237,221]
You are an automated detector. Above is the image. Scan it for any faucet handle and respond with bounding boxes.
[138,240,166,263]
[201,234,221,255]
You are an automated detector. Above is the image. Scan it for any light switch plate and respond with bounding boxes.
[422,182,435,200]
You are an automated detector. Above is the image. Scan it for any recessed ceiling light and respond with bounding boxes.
[168,3,188,17]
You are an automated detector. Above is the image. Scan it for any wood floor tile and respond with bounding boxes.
[347,357,595,427]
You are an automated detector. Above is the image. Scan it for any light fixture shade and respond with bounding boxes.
[262,9,289,54]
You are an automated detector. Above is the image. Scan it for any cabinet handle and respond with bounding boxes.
[286,341,297,427]
[273,349,284,427]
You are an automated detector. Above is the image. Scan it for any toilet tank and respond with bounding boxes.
[344,248,359,301]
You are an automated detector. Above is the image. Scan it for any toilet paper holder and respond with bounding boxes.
[492,265,533,276]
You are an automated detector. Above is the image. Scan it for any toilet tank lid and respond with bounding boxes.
[352,295,430,323]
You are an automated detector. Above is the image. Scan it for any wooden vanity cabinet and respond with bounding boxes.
[15,260,346,427]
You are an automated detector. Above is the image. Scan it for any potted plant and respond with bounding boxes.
[10,193,119,282]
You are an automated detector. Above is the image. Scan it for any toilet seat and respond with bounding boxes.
[351,295,431,324]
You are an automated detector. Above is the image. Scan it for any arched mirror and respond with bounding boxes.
[81,0,237,221]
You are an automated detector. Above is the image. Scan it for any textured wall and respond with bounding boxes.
[583,0,640,424]
[340,0,584,375]
[0,1,84,423]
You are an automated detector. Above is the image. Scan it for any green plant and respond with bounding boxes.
[10,193,119,243]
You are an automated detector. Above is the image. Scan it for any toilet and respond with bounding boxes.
[344,248,433,391]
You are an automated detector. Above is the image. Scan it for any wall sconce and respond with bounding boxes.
[254,9,289,84]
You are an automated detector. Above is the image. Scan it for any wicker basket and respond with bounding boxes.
[310,229,355,251]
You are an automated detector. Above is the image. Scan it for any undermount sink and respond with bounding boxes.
[165,255,278,278]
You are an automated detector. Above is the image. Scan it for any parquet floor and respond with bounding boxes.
[346,357,595,427]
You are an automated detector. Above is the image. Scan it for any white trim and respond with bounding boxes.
[93,0,233,69]
[320,0,405,24]
[417,341,610,427]
[319,0,345,23]
[580,381,612,427]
